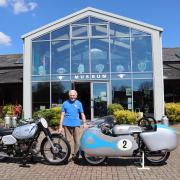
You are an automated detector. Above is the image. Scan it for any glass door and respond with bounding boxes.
[91,82,109,120]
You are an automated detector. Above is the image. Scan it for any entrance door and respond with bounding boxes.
[73,82,91,119]
[91,82,109,120]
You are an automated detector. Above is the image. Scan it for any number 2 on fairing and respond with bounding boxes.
[117,139,133,151]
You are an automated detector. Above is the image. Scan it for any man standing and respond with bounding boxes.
[59,90,86,161]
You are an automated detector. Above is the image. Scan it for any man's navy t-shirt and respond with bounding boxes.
[61,99,84,127]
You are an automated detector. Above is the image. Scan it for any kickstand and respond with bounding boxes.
[137,151,150,170]
[19,157,30,168]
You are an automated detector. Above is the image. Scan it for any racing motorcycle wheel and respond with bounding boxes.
[144,150,170,165]
[81,151,107,165]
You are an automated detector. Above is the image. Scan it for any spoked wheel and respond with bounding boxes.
[144,150,170,165]
[41,134,71,165]
[81,151,106,165]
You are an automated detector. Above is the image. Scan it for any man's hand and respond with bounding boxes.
[58,127,64,133]
[83,123,88,129]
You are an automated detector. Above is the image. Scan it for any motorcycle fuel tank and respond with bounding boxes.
[80,127,138,157]
[12,123,38,139]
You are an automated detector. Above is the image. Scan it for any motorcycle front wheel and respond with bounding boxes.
[81,151,106,165]
[41,134,71,165]
[144,150,170,165]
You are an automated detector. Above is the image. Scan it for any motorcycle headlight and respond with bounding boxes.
[40,118,48,128]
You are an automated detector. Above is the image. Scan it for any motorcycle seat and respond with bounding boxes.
[0,127,14,136]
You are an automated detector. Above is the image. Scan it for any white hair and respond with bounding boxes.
[68,90,78,96]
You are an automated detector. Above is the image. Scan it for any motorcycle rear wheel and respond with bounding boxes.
[144,150,170,165]
[41,134,71,165]
[81,151,106,165]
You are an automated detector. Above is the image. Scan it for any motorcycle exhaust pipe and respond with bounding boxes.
[0,152,9,157]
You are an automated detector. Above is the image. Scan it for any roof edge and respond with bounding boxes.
[21,7,163,39]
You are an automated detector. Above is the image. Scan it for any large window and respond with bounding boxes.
[110,37,131,73]
[32,82,50,111]
[51,40,70,74]
[32,41,50,77]
[131,36,152,72]
[112,80,132,110]
[71,39,89,74]
[51,82,71,106]
[90,38,109,73]
[31,16,154,113]
[133,79,153,113]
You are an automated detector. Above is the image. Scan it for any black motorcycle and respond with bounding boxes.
[0,117,70,165]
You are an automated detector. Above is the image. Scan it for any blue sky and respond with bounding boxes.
[0,0,179,55]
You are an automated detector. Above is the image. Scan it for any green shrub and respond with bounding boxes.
[113,110,140,124]
[33,107,61,127]
[2,104,13,117]
[108,103,124,115]
[165,103,180,123]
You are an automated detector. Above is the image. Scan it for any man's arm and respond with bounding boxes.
[81,112,87,128]
[59,112,65,132]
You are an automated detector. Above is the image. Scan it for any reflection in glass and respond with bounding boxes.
[51,25,70,40]
[93,83,107,118]
[133,79,153,114]
[51,82,71,106]
[32,41,50,75]
[91,39,109,73]
[112,80,132,110]
[132,36,152,72]
[71,40,89,73]
[51,40,70,74]
[91,25,108,36]
[72,25,88,37]
[32,33,50,41]
[32,82,50,111]
[110,38,131,72]
[110,23,130,37]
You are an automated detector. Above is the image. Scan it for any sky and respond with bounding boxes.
[0,0,179,55]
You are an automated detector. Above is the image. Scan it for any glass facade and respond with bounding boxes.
[32,16,153,116]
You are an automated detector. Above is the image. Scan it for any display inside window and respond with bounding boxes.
[51,40,70,74]
[131,36,152,72]
[71,39,89,73]
[91,38,109,73]
[32,41,50,76]
[110,38,131,72]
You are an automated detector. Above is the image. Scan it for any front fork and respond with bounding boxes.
[43,128,57,152]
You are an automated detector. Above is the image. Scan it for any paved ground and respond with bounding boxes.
[0,125,180,180]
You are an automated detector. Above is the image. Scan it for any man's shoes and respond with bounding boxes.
[72,154,79,163]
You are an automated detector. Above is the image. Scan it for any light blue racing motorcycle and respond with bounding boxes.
[80,116,177,165]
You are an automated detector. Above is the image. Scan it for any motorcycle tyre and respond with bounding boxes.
[81,151,107,165]
[144,151,170,165]
[41,134,71,165]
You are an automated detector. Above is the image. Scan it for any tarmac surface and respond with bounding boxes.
[0,124,180,180]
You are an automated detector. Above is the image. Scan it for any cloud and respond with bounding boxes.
[0,32,11,46]
[0,0,8,7]
[12,0,38,14]
[0,0,38,14]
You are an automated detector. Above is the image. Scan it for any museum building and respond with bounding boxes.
[22,7,164,120]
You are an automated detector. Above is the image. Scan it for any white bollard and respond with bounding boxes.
[4,114,11,129]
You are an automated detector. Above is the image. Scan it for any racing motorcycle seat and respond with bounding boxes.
[0,127,14,136]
